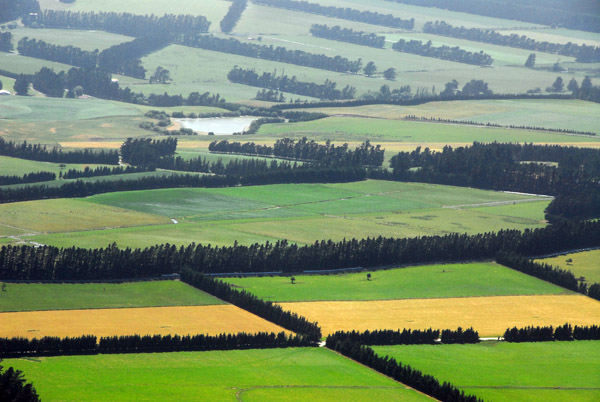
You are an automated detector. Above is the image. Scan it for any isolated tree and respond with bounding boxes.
[524,53,536,68]
[567,78,579,94]
[73,85,84,97]
[363,61,377,77]
[383,67,396,81]
[552,61,562,72]
[149,66,171,84]
[290,276,296,284]
[551,76,564,92]
[366,273,371,281]
[13,74,29,95]
[441,79,459,97]
[461,80,492,96]
[0,79,2,90]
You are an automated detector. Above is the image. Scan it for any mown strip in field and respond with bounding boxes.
[0,305,287,338]
[0,281,225,313]
[223,262,569,302]
[373,341,600,402]
[280,295,600,336]
[4,348,430,401]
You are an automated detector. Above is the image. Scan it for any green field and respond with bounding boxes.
[8,180,551,248]
[0,156,112,177]
[536,250,600,284]
[222,262,570,302]
[373,341,600,402]
[4,348,429,401]
[0,280,224,312]
[9,27,132,51]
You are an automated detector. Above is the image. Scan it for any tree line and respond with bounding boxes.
[504,324,600,342]
[220,0,247,33]
[327,327,479,346]
[0,171,55,186]
[180,268,322,341]
[310,24,385,48]
[424,21,600,63]
[402,115,596,136]
[23,10,211,38]
[180,34,364,73]
[385,0,600,33]
[0,364,39,402]
[327,335,483,402]
[0,137,118,164]
[254,0,414,30]
[392,38,493,66]
[18,37,98,69]
[97,35,170,79]
[209,137,385,167]
[0,32,13,52]
[227,66,356,100]
[496,252,599,300]
[120,137,177,166]
[0,332,312,358]
[1,219,599,280]
[569,76,600,104]
[60,165,154,180]
[0,163,366,204]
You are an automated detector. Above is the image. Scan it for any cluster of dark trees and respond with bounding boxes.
[209,138,385,167]
[0,171,55,186]
[497,252,599,299]
[569,76,600,104]
[254,0,414,29]
[424,21,600,63]
[180,269,321,341]
[97,36,169,79]
[280,110,327,122]
[220,0,247,33]
[0,0,40,23]
[0,31,13,52]
[327,335,483,402]
[504,324,600,342]
[392,39,493,66]
[388,142,600,221]
[255,89,286,102]
[0,163,366,204]
[2,219,599,279]
[440,79,493,97]
[402,115,596,136]
[0,332,311,358]
[120,137,177,165]
[310,24,385,48]
[139,121,196,136]
[440,327,480,344]
[23,10,210,38]
[244,117,285,134]
[0,364,39,402]
[18,37,98,69]
[180,34,363,73]
[385,0,600,33]
[227,66,356,100]
[60,165,154,180]
[0,137,118,164]
[0,335,98,357]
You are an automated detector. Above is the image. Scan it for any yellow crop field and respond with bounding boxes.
[280,295,600,336]
[0,305,287,338]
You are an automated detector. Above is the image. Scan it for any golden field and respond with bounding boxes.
[280,295,600,336]
[0,305,287,338]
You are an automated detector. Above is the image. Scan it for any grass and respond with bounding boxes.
[3,180,550,248]
[0,280,225,312]
[4,348,429,401]
[0,156,111,176]
[222,262,569,302]
[536,250,600,284]
[0,305,288,339]
[280,295,600,336]
[373,341,600,402]
[9,27,132,51]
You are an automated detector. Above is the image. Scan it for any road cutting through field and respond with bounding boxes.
[0,305,287,338]
[279,295,600,336]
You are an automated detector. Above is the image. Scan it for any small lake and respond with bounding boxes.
[176,117,259,135]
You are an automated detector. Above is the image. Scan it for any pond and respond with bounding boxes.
[176,116,259,135]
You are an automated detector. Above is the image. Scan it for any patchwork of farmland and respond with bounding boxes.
[536,250,600,284]
[373,341,600,402]
[3,348,430,402]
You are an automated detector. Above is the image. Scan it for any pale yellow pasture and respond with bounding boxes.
[0,305,287,338]
[280,295,600,336]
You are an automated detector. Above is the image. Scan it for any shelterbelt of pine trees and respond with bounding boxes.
[1,220,599,281]
[503,324,600,342]
[327,327,479,346]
